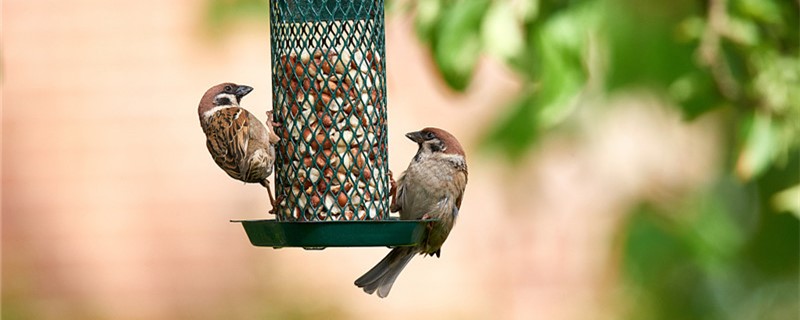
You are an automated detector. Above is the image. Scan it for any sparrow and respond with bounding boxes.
[354,127,468,298]
[198,82,281,208]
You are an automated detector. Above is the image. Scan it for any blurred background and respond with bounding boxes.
[3,0,798,319]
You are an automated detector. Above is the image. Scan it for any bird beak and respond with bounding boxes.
[405,131,425,143]
[235,85,253,99]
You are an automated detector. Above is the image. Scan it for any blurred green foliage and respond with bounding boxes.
[204,0,268,35]
[205,0,798,318]
[398,5,799,317]
[623,159,799,319]
[400,0,800,185]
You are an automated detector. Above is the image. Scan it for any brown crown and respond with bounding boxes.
[422,127,465,157]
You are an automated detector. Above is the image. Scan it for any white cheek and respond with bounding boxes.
[216,93,239,106]
[203,93,240,119]
[203,106,233,119]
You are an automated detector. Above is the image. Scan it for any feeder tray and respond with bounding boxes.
[233,219,436,249]
[234,0,420,249]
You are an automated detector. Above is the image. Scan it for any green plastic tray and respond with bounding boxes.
[232,219,431,250]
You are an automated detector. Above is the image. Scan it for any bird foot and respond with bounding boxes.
[269,194,284,215]
[263,180,277,214]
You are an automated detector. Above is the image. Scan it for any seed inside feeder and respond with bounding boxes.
[276,48,387,221]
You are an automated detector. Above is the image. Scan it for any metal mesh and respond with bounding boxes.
[270,0,388,221]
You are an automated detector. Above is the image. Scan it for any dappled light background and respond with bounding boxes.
[3,0,798,319]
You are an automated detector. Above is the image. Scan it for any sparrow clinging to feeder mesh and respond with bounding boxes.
[198,82,281,208]
[355,127,468,298]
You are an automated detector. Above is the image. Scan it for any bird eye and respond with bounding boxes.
[224,85,232,92]
[425,131,435,139]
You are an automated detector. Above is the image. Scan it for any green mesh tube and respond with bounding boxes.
[270,0,389,221]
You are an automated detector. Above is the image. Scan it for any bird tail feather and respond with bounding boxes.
[354,247,416,298]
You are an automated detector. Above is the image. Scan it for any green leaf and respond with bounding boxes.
[481,1,524,62]
[479,3,592,161]
[413,0,442,44]
[736,112,779,180]
[515,0,540,22]
[772,185,800,218]
[604,0,699,91]
[432,0,490,91]
[734,0,783,24]
[668,71,724,120]
[752,53,800,116]
[532,4,592,127]
[725,15,761,46]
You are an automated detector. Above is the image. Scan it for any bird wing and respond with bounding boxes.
[240,111,276,182]
[454,169,468,210]
[205,107,250,181]
[390,173,406,213]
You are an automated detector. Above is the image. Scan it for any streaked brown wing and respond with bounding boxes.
[205,107,250,181]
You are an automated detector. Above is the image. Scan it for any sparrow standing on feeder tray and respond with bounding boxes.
[198,82,281,209]
[355,127,468,298]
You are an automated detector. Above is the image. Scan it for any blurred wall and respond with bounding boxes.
[2,1,720,319]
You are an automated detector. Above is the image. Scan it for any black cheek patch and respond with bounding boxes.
[429,142,442,153]
[216,97,231,106]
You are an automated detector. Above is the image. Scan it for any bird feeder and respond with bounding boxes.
[234,0,429,249]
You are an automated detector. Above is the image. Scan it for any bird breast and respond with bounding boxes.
[398,156,464,221]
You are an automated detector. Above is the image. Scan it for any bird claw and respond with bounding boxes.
[265,110,282,128]
[270,194,285,215]
[263,180,278,214]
